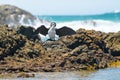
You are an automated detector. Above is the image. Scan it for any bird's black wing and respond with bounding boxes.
[35,25,48,36]
[56,26,76,37]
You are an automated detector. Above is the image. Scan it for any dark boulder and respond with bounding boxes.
[17,26,41,41]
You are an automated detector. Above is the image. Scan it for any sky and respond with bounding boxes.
[0,0,120,15]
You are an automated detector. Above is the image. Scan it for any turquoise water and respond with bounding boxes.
[36,12,120,33]
[38,12,120,22]
[1,67,120,80]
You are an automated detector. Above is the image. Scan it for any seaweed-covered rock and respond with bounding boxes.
[17,73,35,78]
[0,25,46,73]
[57,29,114,70]
[60,29,107,51]
[0,25,26,60]
[0,25,119,73]
[104,31,120,56]
[0,25,45,59]
[43,41,70,54]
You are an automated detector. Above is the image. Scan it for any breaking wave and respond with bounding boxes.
[7,14,51,29]
[7,12,120,33]
[56,20,120,33]
[38,12,120,33]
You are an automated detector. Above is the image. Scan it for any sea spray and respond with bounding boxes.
[56,20,120,33]
[38,12,120,33]
[7,14,120,41]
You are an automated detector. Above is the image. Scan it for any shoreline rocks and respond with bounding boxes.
[0,25,120,74]
[104,31,120,56]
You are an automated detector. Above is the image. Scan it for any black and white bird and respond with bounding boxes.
[35,22,76,40]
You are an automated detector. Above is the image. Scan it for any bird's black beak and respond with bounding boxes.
[50,22,56,27]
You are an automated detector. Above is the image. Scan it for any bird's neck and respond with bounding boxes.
[50,26,55,30]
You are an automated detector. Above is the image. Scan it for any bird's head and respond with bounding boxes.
[50,22,56,28]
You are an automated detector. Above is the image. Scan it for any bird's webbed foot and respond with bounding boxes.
[47,39,55,41]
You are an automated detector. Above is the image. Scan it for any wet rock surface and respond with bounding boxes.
[104,31,120,56]
[0,25,46,73]
[57,29,115,71]
[17,73,35,78]
[0,25,120,74]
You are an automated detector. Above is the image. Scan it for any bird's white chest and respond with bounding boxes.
[48,27,56,38]
[48,27,56,34]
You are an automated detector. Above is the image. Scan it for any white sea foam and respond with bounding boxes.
[56,20,120,33]
[9,14,120,33]
[39,19,120,41]
[7,14,120,41]
[34,19,120,41]
[7,14,51,30]
[18,14,43,28]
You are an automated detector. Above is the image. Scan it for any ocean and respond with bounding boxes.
[12,11,120,41]
[2,67,120,80]
[37,12,120,33]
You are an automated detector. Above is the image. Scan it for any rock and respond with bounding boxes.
[43,40,70,54]
[0,25,26,60]
[0,25,44,59]
[59,29,106,51]
[0,25,119,73]
[0,4,41,27]
[17,73,35,78]
[57,29,115,70]
[104,31,120,56]
[0,25,46,73]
